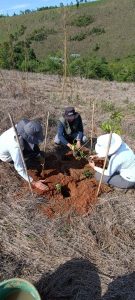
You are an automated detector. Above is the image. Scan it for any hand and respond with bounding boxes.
[89,155,98,160]
[67,143,75,151]
[76,140,81,149]
[32,180,49,192]
[89,161,95,169]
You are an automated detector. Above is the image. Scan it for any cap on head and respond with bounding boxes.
[17,119,44,145]
[63,107,79,122]
[95,133,122,157]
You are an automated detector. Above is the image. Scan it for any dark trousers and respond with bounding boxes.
[23,144,40,160]
[95,172,135,189]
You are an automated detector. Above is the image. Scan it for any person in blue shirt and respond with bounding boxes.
[89,133,135,189]
[54,107,87,150]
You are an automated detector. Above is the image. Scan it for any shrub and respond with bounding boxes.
[71,15,94,27]
[0,42,12,68]
[68,56,113,80]
[100,111,123,134]
[37,56,63,74]
[89,27,105,35]
[69,32,87,41]
[0,37,37,71]
[20,59,39,72]
[29,27,57,42]
[68,57,86,77]
[110,57,135,82]
[84,57,113,80]
[29,27,46,41]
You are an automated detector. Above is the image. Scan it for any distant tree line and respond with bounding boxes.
[0,0,90,18]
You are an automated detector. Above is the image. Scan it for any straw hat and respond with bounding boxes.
[95,133,122,157]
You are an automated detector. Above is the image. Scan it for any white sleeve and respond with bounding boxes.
[9,145,33,182]
[94,155,120,176]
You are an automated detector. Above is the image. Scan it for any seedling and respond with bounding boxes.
[72,142,87,160]
[83,169,93,178]
[55,183,62,193]
[73,149,87,160]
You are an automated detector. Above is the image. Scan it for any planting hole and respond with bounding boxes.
[61,185,71,198]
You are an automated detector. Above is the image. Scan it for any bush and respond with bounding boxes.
[68,56,113,80]
[29,27,57,42]
[110,57,135,82]
[84,57,113,80]
[0,37,37,71]
[0,42,12,69]
[30,29,47,41]
[69,32,87,41]
[100,111,123,134]
[20,60,39,72]
[68,57,86,77]
[37,56,63,74]
[89,27,105,35]
[71,15,94,27]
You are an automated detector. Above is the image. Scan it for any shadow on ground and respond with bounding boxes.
[102,272,135,300]
[36,258,101,300]
[36,258,135,300]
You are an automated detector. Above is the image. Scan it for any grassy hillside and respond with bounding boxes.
[0,0,135,61]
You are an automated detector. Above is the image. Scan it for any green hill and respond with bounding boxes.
[0,0,135,81]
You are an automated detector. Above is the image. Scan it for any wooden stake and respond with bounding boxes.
[62,6,67,101]
[96,132,112,197]
[42,111,50,169]
[91,101,95,151]
[8,113,33,196]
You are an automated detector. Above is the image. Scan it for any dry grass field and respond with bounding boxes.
[0,69,135,299]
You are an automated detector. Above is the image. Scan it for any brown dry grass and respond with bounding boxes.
[0,69,135,299]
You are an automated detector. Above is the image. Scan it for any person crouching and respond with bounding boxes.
[89,133,135,189]
[0,118,47,191]
[54,107,87,150]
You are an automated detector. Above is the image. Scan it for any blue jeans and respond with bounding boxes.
[54,133,88,145]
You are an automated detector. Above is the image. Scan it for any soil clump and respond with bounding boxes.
[27,149,111,218]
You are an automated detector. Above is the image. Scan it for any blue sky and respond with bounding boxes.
[0,0,97,16]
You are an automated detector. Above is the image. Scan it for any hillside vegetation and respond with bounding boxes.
[0,0,135,81]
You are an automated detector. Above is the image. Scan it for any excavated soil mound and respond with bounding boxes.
[28,150,111,218]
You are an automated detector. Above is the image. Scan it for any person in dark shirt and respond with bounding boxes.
[54,107,87,150]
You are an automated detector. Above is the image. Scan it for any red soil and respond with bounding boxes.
[27,149,111,218]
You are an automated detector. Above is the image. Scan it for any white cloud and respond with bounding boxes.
[10,3,30,10]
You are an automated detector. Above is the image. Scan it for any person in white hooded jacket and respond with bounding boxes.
[89,133,135,189]
[0,119,47,191]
